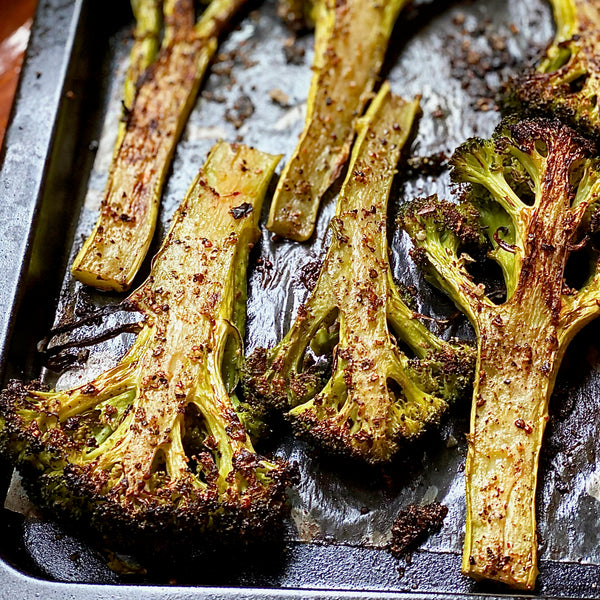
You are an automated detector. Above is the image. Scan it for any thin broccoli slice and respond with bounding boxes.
[508,0,600,137]
[71,0,249,293]
[245,83,475,464]
[402,117,600,589]
[0,142,292,554]
[266,0,409,241]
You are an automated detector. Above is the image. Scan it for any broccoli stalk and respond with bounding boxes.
[71,0,249,293]
[245,83,474,464]
[402,118,600,589]
[508,0,600,137]
[0,142,292,552]
[113,0,163,153]
[267,0,409,241]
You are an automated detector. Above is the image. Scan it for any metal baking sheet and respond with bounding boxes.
[1,0,600,597]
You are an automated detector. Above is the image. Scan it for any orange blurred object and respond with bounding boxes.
[0,0,38,148]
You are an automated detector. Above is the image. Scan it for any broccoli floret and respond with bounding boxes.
[244,84,475,465]
[0,143,293,556]
[402,117,600,590]
[506,0,600,138]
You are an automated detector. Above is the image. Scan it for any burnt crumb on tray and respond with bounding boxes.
[389,501,448,563]
[403,151,450,178]
[445,13,544,112]
[225,94,255,129]
[298,259,323,291]
[277,0,308,33]
[269,88,291,107]
[212,46,258,80]
[283,36,305,65]
[201,90,226,104]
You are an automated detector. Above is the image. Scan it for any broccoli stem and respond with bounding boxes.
[465,308,557,589]
[245,84,475,463]
[119,0,162,149]
[386,280,448,360]
[403,119,600,589]
[1,143,290,549]
[467,217,600,588]
[267,0,409,241]
[466,128,599,589]
[426,119,600,589]
[71,0,249,292]
[90,142,282,495]
[126,1,162,103]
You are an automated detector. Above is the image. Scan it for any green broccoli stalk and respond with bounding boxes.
[402,117,600,589]
[267,0,410,241]
[119,0,162,149]
[244,83,474,464]
[0,142,292,554]
[508,0,600,137]
[71,0,250,292]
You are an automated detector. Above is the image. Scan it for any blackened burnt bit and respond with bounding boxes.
[230,202,253,219]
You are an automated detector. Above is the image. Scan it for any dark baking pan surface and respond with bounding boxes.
[1,0,600,598]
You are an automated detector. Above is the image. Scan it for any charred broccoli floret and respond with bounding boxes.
[507,0,600,138]
[402,117,600,589]
[244,84,475,465]
[0,143,293,554]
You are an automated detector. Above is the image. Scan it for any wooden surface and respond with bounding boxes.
[0,0,38,148]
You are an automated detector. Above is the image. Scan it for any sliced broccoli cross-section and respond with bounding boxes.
[402,117,600,589]
[245,83,475,464]
[0,142,292,553]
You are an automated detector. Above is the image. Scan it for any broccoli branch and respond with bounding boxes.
[401,197,494,327]
[245,83,474,464]
[266,0,409,241]
[71,0,248,292]
[403,117,600,589]
[0,143,292,552]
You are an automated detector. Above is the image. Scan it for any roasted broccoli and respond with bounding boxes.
[267,0,409,241]
[71,0,249,292]
[402,117,600,589]
[508,0,600,137]
[0,143,293,554]
[244,84,474,464]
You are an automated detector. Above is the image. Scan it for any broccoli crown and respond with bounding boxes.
[244,84,475,465]
[506,0,600,139]
[0,143,292,553]
[404,117,600,320]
